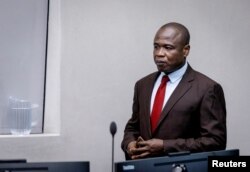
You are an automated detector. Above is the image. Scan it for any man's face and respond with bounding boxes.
[153,27,190,73]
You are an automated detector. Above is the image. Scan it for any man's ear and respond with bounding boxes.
[183,44,190,58]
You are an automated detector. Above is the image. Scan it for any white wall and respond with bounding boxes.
[1,0,250,172]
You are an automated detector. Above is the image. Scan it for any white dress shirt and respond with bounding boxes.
[150,61,188,113]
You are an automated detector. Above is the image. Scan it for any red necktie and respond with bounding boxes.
[151,75,169,133]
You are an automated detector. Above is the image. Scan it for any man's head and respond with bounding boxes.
[153,22,190,73]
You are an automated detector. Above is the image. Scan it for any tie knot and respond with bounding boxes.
[161,75,169,83]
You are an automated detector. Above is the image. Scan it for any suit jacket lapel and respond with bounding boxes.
[155,65,195,133]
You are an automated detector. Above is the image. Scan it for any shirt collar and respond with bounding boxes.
[160,61,188,83]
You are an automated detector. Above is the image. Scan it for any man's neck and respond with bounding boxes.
[163,60,186,75]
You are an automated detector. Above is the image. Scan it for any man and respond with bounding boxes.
[121,22,227,160]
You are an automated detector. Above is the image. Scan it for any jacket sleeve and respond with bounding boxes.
[121,82,140,157]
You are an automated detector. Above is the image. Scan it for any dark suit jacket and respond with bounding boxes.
[121,64,227,159]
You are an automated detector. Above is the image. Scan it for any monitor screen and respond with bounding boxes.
[0,167,48,172]
[0,161,89,172]
[115,149,239,172]
[8,168,48,172]
[0,159,27,164]
[11,171,47,172]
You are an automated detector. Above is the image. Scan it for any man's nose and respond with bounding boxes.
[155,47,165,56]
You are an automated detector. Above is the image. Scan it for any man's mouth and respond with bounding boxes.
[155,60,166,66]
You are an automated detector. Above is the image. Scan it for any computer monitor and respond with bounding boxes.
[0,159,27,163]
[0,167,48,172]
[0,164,48,172]
[0,161,89,172]
[115,149,239,172]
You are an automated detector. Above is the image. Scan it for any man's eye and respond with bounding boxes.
[164,46,174,50]
[154,45,159,49]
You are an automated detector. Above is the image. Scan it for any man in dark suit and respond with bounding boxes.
[121,22,227,160]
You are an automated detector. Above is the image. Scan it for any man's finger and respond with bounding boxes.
[132,151,150,159]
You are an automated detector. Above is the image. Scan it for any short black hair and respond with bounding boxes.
[160,22,190,45]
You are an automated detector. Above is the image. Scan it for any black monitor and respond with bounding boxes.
[0,167,48,172]
[0,159,27,163]
[115,149,239,172]
[0,161,89,172]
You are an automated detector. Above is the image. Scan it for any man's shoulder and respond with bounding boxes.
[136,71,159,83]
[187,66,221,87]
